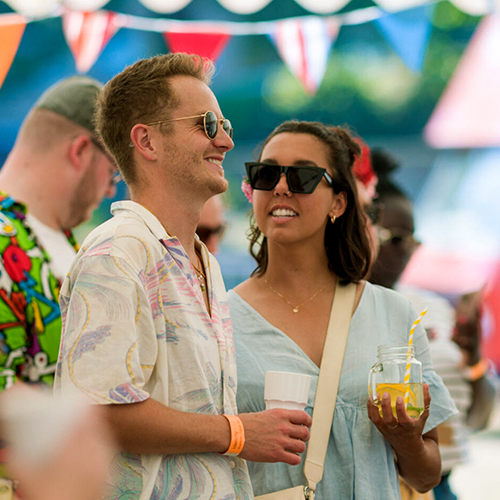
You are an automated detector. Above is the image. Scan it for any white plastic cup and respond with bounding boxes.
[264,371,312,411]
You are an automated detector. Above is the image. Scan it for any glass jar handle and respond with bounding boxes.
[369,362,383,405]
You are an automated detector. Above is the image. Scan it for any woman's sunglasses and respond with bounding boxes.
[245,162,335,194]
[146,110,233,140]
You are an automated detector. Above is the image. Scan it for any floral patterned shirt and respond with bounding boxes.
[54,201,253,500]
[0,193,78,391]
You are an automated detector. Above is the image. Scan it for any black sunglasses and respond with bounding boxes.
[378,227,421,252]
[245,162,335,194]
[146,110,233,140]
[88,136,122,186]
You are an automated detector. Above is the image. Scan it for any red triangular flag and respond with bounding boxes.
[0,14,26,89]
[424,15,500,149]
[163,32,231,62]
[62,10,120,73]
[269,17,338,95]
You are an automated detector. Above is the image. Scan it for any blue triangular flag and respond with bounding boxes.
[374,5,435,73]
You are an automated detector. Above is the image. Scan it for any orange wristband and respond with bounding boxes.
[465,358,490,381]
[222,414,245,456]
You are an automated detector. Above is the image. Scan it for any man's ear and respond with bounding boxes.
[68,135,93,173]
[130,125,159,162]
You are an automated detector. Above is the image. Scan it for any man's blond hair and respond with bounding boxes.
[95,53,214,185]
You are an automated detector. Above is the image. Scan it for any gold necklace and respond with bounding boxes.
[264,278,325,313]
[192,254,206,292]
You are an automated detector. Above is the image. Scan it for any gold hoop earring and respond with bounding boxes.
[330,215,336,224]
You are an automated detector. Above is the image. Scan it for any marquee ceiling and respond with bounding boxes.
[0,0,495,17]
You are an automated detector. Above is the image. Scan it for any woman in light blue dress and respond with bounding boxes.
[229,121,456,499]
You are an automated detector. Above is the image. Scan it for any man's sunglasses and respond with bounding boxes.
[146,110,233,140]
[89,136,122,186]
[378,227,421,252]
[244,162,335,194]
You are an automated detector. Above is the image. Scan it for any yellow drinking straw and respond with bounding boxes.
[403,308,428,407]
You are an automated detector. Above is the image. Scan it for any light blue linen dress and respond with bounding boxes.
[229,282,457,500]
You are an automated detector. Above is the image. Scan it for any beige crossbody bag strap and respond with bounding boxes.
[255,282,356,500]
[302,282,356,494]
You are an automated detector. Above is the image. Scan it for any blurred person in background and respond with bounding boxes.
[0,384,115,500]
[232,120,456,499]
[0,76,118,498]
[196,193,226,254]
[0,76,119,390]
[55,53,311,499]
[368,148,419,291]
[368,148,496,500]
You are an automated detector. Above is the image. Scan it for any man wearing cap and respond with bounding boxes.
[55,53,311,499]
[0,76,118,392]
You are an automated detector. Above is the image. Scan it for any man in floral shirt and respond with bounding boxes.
[55,54,312,499]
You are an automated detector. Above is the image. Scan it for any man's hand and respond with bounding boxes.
[453,290,482,366]
[454,290,497,429]
[239,409,311,465]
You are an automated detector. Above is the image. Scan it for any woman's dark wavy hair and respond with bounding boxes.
[248,120,372,284]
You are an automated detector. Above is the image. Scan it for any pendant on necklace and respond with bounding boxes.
[292,307,299,313]
[197,274,206,292]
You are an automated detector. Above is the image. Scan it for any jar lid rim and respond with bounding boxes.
[377,344,415,352]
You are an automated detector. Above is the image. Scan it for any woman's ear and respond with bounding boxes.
[330,191,347,219]
[130,124,158,162]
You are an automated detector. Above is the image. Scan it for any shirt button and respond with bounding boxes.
[230,460,236,469]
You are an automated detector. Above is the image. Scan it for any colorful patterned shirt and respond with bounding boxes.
[54,201,253,500]
[0,193,78,391]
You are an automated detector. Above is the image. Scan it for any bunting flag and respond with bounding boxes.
[269,17,339,95]
[424,15,500,149]
[62,10,120,73]
[0,14,27,89]
[163,32,231,62]
[0,3,482,98]
[374,5,433,72]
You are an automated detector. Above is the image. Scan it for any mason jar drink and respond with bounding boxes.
[368,345,424,418]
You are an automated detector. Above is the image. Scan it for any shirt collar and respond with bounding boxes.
[110,200,172,241]
[110,200,206,259]
[0,192,28,216]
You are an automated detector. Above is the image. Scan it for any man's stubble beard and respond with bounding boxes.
[163,143,228,199]
[65,164,99,229]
